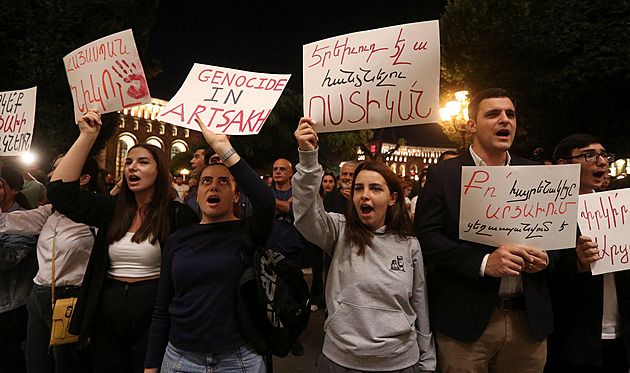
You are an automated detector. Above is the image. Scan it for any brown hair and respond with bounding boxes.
[344,162,414,256]
[468,88,515,122]
[107,144,174,245]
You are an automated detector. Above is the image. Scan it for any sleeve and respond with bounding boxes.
[415,164,487,282]
[410,239,436,371]
[0,231,38,271]
[292,148,343,255]
[229,158,276,245]
[145,236,177,368]
[0,204,52,235]
[47,180,116,228]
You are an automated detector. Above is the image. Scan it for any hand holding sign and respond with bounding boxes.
[295,117,319,151]
[77,109,102,138]
[194,118,239,166]
[522,247,548,274]
[576,235,600,273]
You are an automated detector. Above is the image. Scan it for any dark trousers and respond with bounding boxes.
[91,278,159,373]
[545,337,629,373]
[26,284,91,373]
[302,240,324,307]
[0,305,28,373]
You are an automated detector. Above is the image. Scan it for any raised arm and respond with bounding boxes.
[51,110,101,182]
[193,118,275,244]
[292,118,343,255]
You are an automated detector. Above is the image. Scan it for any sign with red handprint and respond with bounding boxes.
[0,87,36,155]
[63,29,151,122]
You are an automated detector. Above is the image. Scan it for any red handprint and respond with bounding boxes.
[112,60,149,99]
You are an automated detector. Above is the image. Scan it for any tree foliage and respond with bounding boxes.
[0,0,161,167]
[441,0,630,158]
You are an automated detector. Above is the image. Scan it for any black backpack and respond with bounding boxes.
[237,238,311,358]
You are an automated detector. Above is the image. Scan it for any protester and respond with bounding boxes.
[1,155,100,373]
[416,88,553,372]
[184,145,211,218]
[0,165,38,373]
[144,118,274,373]
[293,117,435,372]
[323,161,358,215]
[47,109,198,373]
[172,174,189,200]
[319,171,336,197]
[402,181,413,217]
[546,134,628,372]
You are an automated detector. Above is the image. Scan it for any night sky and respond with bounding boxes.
[147,1,447,101]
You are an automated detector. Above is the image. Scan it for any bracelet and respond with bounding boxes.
[220,148,236,162]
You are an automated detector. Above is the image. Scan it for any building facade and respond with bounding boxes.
[99,98,203,179]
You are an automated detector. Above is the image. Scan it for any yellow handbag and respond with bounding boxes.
[49,235,79,346]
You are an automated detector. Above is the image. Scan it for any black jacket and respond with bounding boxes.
[415,151,555,343]
[47,180,198,347]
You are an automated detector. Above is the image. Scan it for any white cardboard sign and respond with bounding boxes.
[578,189,630,275]
[63,29,151,122]
[459,165,580,250]
[303,21,440,133]
[0,87,37,155]
[157,63,290,135]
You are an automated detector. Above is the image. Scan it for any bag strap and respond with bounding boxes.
[51,233,57,305]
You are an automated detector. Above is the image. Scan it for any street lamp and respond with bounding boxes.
[439,91,470,153]
[180,168,190,182]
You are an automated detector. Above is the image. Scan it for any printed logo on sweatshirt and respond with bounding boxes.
[390,256,405,272]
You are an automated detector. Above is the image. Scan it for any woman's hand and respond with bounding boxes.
[77,109,102,138]
[295,117,318,151]
[194,118,239,166]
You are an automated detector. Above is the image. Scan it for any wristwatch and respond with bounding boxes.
[220,148,236,162]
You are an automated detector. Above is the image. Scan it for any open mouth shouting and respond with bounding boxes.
[496,128,511,140]
[592,170,606,182]
[360,204,374,217]
[206,195,221,207]
[127,174,141,187]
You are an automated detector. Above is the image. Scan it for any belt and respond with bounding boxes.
[496,295,526,311]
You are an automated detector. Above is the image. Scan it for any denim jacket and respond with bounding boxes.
[0,202,38,313]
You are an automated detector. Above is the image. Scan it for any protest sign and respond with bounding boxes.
[63,29,151,122]
[578,189,630,275]
[157,63,290,135]
[0,87,36,155]
[303,21,439,133]
[459,164,580,250]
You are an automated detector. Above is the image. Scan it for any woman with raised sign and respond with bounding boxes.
[47,109,198,373]
[143,118,275,373]
[292,117,436,373]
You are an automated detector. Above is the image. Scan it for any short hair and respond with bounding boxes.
[468,88,515,122]
[203,147,217,165]
[553,134,602,163]
[402,181,412,189]
[1,165,24,191]
[341,160,359,170]
[438,150,459,163]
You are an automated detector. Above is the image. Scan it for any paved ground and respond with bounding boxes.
[271,271,325,373]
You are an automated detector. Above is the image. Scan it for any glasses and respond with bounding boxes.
[566,152,614,164]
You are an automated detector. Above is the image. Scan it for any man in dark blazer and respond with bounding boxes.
[546,134,630,372]
[416,88,553,372]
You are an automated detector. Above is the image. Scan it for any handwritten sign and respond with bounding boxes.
[459,164,580,250]
[0,87,36,155]
[63,29,151,122]
[157,64,290,135]
[303,21,439,133]
[578,189,630,275]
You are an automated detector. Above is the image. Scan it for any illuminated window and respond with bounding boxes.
[171,140,188,159]
[146,123,152,132]
[159,125,165,135]
[146,136,164,150]
[172,126,177,136]
[115,134,137,180]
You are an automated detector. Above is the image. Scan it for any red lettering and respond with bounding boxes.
[161,103,185,122]
[187,105,207,125]
[463,170,489,195]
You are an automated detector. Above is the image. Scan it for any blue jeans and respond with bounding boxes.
[161,342,265,373]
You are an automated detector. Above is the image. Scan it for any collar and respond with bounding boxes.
[469,147,511,166]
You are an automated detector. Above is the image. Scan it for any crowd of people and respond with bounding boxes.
[0,87,627,373]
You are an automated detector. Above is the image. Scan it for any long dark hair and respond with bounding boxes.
[107,144,174,245]
[344,162,414,256]
[319,171,336,197]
